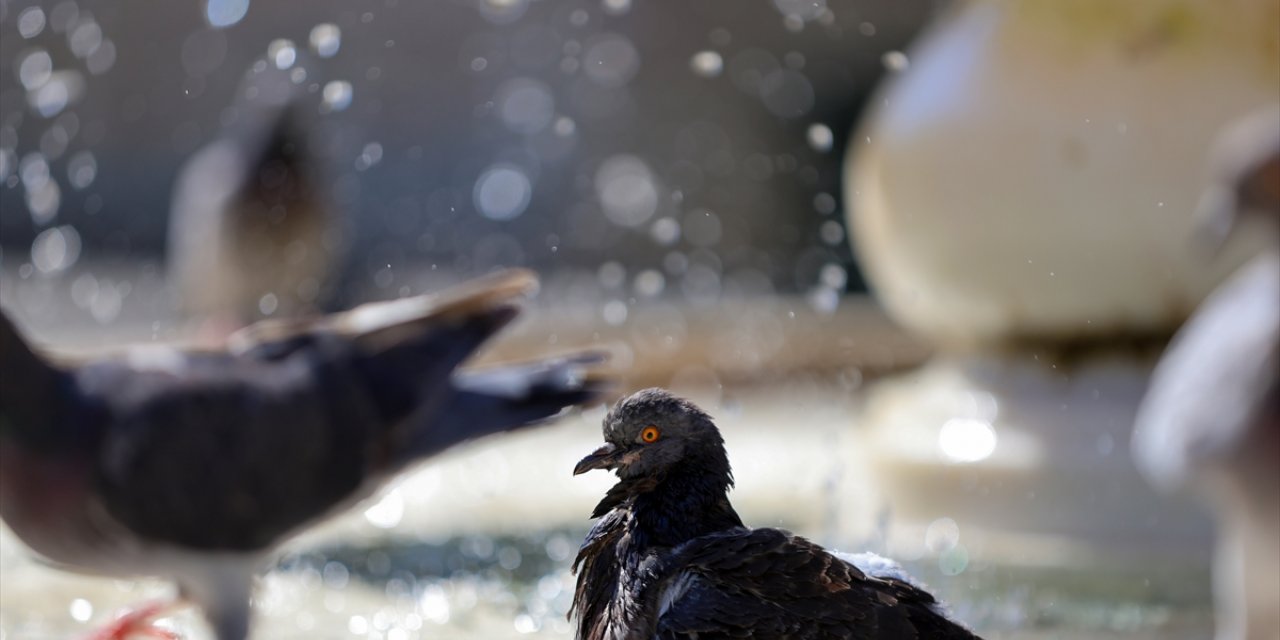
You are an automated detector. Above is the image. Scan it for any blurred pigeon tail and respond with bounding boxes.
[0,269,609,640]
[1133,104,1280,640]
[167,55,340,334]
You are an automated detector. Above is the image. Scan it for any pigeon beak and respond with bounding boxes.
[574,443,622,475]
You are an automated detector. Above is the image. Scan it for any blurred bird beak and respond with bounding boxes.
[574,443,622,475]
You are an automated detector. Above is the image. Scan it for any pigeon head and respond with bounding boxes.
[574,388,730,483]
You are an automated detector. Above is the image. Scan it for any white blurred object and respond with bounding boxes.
[1134,106,1280,640]
[845,0,1278,345]
[167,56,339,330]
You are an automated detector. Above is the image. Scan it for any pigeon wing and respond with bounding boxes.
[654,528,979,640]
[84,271,541,552]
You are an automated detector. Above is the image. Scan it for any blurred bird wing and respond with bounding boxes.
[228,268,539,356]
[82,354,385,552]
[1133,252,1280,490]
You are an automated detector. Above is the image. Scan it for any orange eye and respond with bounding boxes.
[640,426,661,443]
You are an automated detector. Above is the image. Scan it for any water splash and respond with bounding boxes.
[309,23,341,58]
[205,0,250,28]
[689,51,723,78]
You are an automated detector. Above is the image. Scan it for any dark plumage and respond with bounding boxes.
[0,269,607,640]
[570,388,981,640]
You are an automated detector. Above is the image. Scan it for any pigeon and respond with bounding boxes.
[570,388,981,640]
[0,269,608,640]
[1133,105,1280,640]
[167,55,340,331]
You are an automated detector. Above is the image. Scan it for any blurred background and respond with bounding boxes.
[2,0,1277,637]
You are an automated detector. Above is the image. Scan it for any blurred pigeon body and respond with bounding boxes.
[167,57,338,324]
[570,388,980,640]
[1133,105,1280,640]
[0,270,605,639]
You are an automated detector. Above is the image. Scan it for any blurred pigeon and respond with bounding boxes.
[0,269,608,640]
[570,388,980,639]
[1193,104,1280,252]
[167,56,340,332]
[1133,105,1279,640]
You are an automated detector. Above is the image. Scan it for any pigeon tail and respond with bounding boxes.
[395,351,611,463]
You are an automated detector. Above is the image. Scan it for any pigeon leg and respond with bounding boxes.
[84,601,183,640]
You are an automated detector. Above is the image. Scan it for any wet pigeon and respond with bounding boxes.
[1133,105,1280,640]
[0,269,608,640]
[570,388,981,640]
[167,55,339,330]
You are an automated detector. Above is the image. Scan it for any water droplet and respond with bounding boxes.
[497,77,555,134]
[514,613,540,633]
[728,48,780,95]
[322,561,349,589]
[650,216,680,245]
[205,0,250,28]
[354,141,382,171]
[320,80,353,112]
[18,50,53,90]
[569,9,589,26]
[634,269,665,297]
[806,123,833,152]
[497,546,523,571]
[69,598,93,623]
[478,0,529,25]
[420,585,451,624]
[347,615,369,635]
[598,261,626,288]
[881,50,909,72]
[938,418,997,463]
[49,2,79,34]
[925,517,960,553]
[257,292,278,315]
[28,71,85,118]
[760,70,814,118]
[596,154,659,227]
[808,285,838,314]
[67,150,96,189]
[939,545,969,576]
[309,23,341,58]
[68,20,102,58]
[814,192,836,215]
[27,180,61,224]
[582,33,640,88]
[18,7,46,38]
[602,0,631,14]
[86,40,116,74]
[0,149,15,182]
[473,163,532,220]
[772,0,826,21]
[553,116,576,136]
[820,220,844,245]
[267,38,296,69]
[689,50,723,77]
[31,225,80,273]
[20,153,50,191]
[819,263,846,289]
